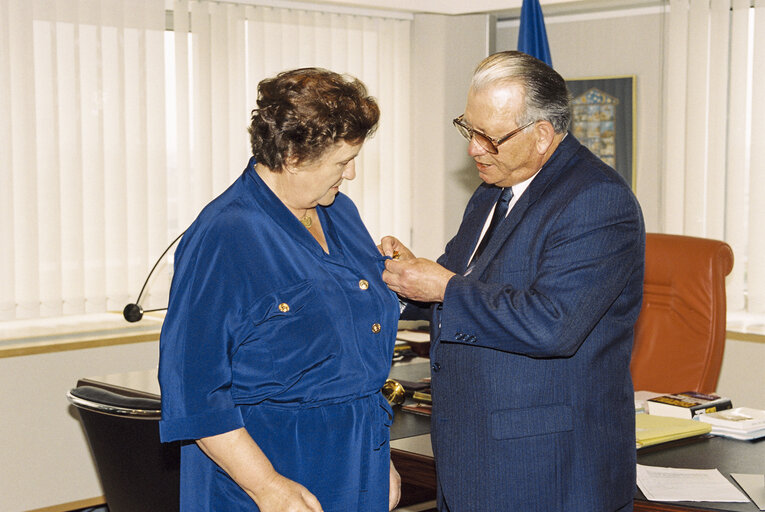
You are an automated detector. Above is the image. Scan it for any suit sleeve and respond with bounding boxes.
[439,179,644,358]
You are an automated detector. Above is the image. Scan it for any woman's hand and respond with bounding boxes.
[196,428,323,512]
[254,472,323,512]
[389,459,401,511]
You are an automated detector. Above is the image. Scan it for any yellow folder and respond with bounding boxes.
[636,413,712,448]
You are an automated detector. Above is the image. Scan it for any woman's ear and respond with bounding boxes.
[282,156,300,175]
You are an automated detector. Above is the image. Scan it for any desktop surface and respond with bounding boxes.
[635,435,765,512]
[79,359,764,512]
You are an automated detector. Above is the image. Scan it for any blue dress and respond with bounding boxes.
[158,158,399,511]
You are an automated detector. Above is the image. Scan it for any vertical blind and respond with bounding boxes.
[0,0,412,322]
[663,0,765,323]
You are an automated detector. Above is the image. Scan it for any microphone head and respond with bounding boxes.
[123,303,144,322]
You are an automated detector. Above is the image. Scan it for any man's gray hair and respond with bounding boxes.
[470,51,571,134]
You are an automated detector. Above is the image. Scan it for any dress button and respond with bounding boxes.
[358,279,369,290]
[431,362,441,372]
[278,303,290,312]
[372,323,381,333]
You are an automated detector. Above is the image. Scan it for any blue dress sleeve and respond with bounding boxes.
[158,220,251,442]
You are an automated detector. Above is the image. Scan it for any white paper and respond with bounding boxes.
[637,464,750,502]
[396,330,431,342]
[731,474,765,510]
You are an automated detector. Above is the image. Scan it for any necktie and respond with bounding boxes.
[469,187,514,267]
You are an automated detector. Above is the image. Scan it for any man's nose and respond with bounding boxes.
[467,136,488,157]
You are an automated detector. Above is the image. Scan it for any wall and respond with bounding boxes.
[716,337,765,410]
[410,13,494,259]
[421,6,667,254]
[0,341,159,511]
[496,6,665,233]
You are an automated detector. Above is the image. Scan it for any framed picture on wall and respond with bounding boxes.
[565,76,636,190]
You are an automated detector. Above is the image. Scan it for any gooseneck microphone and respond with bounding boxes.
[123,231,185,322]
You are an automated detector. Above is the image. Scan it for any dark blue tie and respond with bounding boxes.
[469,187,514,267]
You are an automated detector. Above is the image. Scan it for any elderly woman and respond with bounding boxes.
[158,68,401,512]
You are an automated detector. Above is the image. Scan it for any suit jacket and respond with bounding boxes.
[428,134,644,511]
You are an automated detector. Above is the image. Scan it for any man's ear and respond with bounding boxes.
[534,121,556,155]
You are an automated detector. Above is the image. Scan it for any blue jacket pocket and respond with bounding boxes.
[491,404,574,440]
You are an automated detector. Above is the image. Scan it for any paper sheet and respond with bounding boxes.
[637,464,750,502]
[396,330,430,342]
[731,474,765,510]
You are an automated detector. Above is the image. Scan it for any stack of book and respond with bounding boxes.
[647,391,732,419]
[635,414,712,448]
[698,407,765,440]
[401,390,432,416]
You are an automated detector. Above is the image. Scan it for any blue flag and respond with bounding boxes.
[517,0,552,67]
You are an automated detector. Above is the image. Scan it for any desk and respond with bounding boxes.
[388,432,765,512]
[634,436,765,512]
[80,361,765,512]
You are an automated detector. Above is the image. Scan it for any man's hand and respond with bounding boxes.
[378,236,415,261]
[383,257,456,303]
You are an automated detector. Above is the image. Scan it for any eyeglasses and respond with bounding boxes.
[452,115,535,154]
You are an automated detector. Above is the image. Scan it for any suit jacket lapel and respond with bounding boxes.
[447,186,502,275]
[467,134,581,278]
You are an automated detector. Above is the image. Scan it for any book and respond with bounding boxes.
[698,407,765,440]
[635,413,712,448]
[647,391,732,419]
[401,403,432,416]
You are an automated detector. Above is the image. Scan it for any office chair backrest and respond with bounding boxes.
[67,385,180,512]
[630,233,734,394]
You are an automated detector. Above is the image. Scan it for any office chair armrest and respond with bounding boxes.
[67,385,162,419]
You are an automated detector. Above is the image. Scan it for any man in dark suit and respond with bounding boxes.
[382,51,644,511]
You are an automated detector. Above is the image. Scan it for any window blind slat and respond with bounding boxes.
[746,0,765,313]
[173,0,192,233]
[102,4,130,309]
[392,18,411,245]
[0,0,16,320]
[80,18,107,314]
[705,0,730,240]
[12,0,41,319]
[663,0,689,234]
[34,0,64,318]
[210,3,230,196]
[191,1,214,214]
[682,0,710,237]
[227,4,248,185]
[143,0,169,310]
[724,0,752,313]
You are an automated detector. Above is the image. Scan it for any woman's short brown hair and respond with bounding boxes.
[249,68,380,171]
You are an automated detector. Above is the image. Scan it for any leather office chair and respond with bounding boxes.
[630,233,734,394]
[67,385,180,512]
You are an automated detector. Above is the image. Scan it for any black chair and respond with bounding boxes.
[67,385,180,512]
